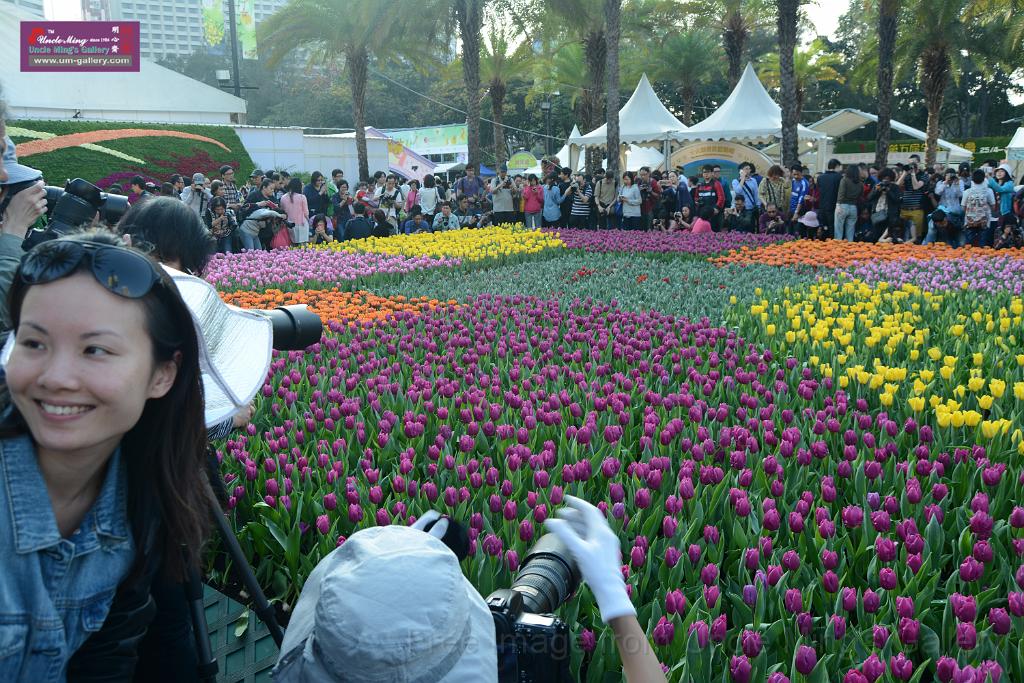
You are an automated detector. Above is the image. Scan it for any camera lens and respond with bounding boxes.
[264,304,324,350]
[510,534,580,614]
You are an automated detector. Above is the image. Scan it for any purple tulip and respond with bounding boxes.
[687,621,709,648]
[704,585,720,607]
[873,625,890,648]
[652,616,674,646]
[897,617,919,645]
[742,584,757,605]
[978,661,1002,683]
[348,504,364,523]
[863,589,880,613]
[956,621,977,650]
[832,614,846,639]
[936,656,960,683]
[740,629,762,657]
[890,653,914,681]
[700,562,719,585]
[784,588,802,613]
[482,533,503,557]
[767,675,790,683]
[989,607,1011,635]
[822,570,839,593]
[895,596,914,618]
[665,589,686,615]
[1008,591,1024,616]
[795,645,817,675]
[841,505,864,528]
[960,556,984,582]
[710,614,727,642]
[861,654,886,682]
[951,593,977,622]
[578,628,596,653]
[842,587,857,612]
[879,568,897,590]
[843,671,868,683]
[664,546,681,568]
[729,655,752,683]
[796,611,812,636]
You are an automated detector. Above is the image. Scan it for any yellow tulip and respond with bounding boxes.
[907,397,925,412]
[978,395,994,411]
[964,411,982,428]
[939,366,954,381]
[989,379,1005,398]
[972,353,983,367]
[1014,382,1024,401]
[951,411,966,428]
[928,347,942,361]
[937,411,952,428]
[967,377,985,392]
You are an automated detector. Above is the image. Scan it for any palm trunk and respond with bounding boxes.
[874,0,899,169]
[455,0,484,169]
[348,48,369,181]
[679,86,695,126]
[777,0,800,168]
[582,29,607,173]
[490,79,507,167]
[604,0,622,180]
[723,9,749,90]
[920,46,950,166]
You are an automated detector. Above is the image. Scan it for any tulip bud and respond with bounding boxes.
[795,645,817,675]
[863,589,880,613]
[956,622,977,649]
[989,607,1011,635]
[710,614,727,642]
[831,614,846,639]
[873,625,889,648]
[796,611,812,636]
[936,656,959,683]
[890,653,914,681]
[687,621,709,648]
[740,629,762,658]
[729,655,752,683]
[652,617,674,646]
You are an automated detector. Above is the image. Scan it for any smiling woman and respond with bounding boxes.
[0,231,210,682]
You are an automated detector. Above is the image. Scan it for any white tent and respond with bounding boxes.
[675,63,827,145]
[0,5,246,124]
[569,74,689,146]
[1002,127,1024,180]
[523,125,665,176]
[807,109,974,162]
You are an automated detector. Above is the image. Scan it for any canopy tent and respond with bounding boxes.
[674,63,827,146]
[1007,127,1024,180]
[569,74,689,146]
[0,4,246,123]
[806,109,974,162]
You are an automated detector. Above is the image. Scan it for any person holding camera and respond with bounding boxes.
[203,196,238,254]
[896,158,928,242]
[330,179,353,228]
[489,164,517,225]
[636,167,661,231]
[618,171,643,230]
[723,195,756,232]
[0,135,47,337]
[867,168,904,243]
[180,173,213,218]
[0,229,211,681]
[757,203,787,235]
[691,164,725,232]
[567,173,594,230]
[455,166,486,207]
[432,201,461,232]
[592,171,619,230]
[302,171,329,220]
[417,175,443,224]
[731,163,761,219]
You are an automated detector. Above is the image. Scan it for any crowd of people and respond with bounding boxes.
[125,152,1024,252]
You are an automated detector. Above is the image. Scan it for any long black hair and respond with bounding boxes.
[117,196,215,276]
[844,164,860,183]
[4,230,210,580]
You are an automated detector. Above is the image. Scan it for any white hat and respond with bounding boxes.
[273,525,497,682]
[162,267,272,428]
[797,210,819,228]
[2,135,42,185]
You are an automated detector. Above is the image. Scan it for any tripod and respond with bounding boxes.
[186,486,286,683]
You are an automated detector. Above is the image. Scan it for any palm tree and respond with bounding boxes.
[651,30,724,125]
[259,0,432,181]
[680,0,771,89]
[875,0,900,169]
[965,0,1024,57]
[452,0,485,169]
[605,0,622,180]
[759,38,842,122]
[479,27,534,166]
[775,0,800,168]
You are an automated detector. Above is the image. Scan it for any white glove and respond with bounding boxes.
[545,495,635,623]
[410,509,449,540]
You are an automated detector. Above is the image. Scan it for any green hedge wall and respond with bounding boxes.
[9,119,255,189]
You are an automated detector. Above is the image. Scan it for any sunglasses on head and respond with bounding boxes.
[20,239,162,299]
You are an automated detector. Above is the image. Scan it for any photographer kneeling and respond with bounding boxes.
[0,231,211,681]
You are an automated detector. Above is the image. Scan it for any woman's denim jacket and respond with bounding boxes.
[0,435,134,682]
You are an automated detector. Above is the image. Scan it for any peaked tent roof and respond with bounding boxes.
[676,63,826,143]
[570,74,689,146]
[807,109,974,161]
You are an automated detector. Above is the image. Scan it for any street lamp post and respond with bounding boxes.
[540,100,552,157]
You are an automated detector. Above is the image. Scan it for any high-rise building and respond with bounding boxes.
[81,0,112,21]
[3,0,44,18]
[100,0,290,61]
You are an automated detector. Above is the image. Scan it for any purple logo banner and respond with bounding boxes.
[21,21,140,72]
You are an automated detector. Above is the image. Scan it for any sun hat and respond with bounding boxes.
[797,211,820,228]
[273,525,498,682]
[161,267,273,428]
[2,135,42,186]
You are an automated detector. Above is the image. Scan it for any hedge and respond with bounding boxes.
[8,119,255,189]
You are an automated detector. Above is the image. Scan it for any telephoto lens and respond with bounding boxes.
[509,534,581,614]
[264,304,323,350]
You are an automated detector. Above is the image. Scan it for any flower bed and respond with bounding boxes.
[203,249,459,292]
[841,256,1024,295]
[372,253,821,323]
[214,291,1024,681]
[711,240,1024,268]
[313,224,565,262]
[549,228,794,255]
[220,288,449,327]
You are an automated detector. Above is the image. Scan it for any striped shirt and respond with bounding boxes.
[570,183,593,216]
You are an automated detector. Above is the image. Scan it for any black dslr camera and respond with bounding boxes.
[487,534,580,683]
[22,178,130,250]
